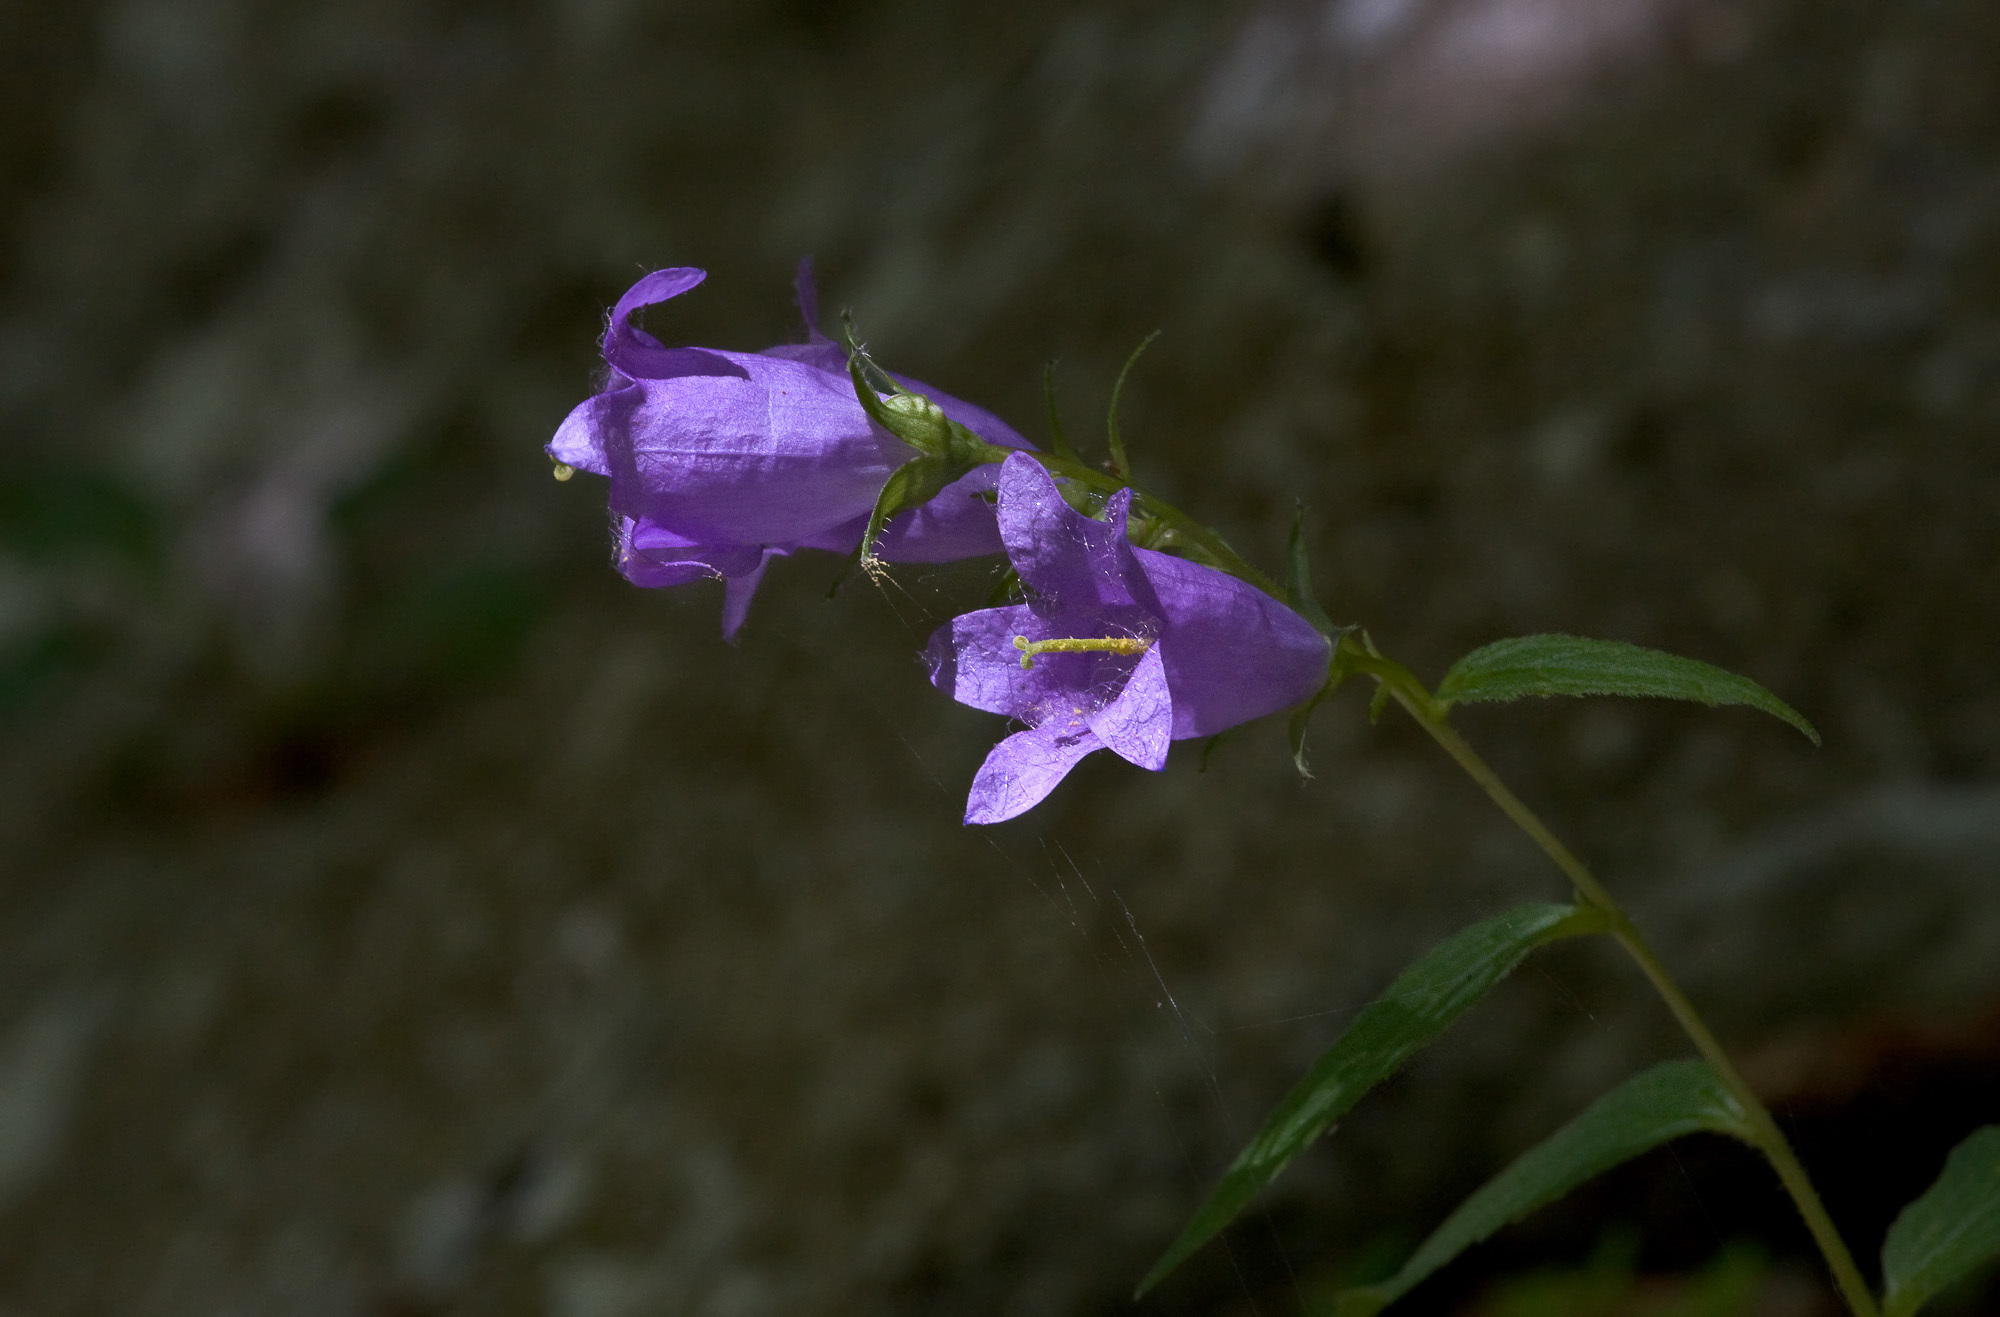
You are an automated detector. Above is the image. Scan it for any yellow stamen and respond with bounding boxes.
[1013,634,1152,671]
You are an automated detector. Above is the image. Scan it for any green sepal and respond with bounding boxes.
[1287,668,1343,781]
[1435,634,1819,745]
[1882,1126,2000,1317]
[1284,504,1337,637]
[1105,330,1160,481]
[848,454,979,576]
[843,321,997,465]
[1199,728,1240,772]
[1042,359,1081,462]
[1137,902,1612,1297]
[1330,1059,1754,1316]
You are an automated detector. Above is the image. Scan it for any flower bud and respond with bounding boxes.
[875,391,956,456]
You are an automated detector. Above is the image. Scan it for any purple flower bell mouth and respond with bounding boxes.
[548,264,1031,638]
[927,454,1334,825]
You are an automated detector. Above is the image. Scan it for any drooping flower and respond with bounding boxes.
[927,453,1333,824]
[549,265,1030,637]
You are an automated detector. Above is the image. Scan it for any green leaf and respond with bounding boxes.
[1104,329,1160,481]
[1882,1126,2000,1317]
[1435,634,1819,746]
[1332,1059,1755,1317]
[1137,902,1611,1296]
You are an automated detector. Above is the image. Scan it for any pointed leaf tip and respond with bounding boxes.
[1436,634,1819,745]
[1333,1059,1754,1315]
[1883,1126,2000,1317]
[1136,902,1611,1296]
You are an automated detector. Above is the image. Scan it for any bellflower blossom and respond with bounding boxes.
[548,265,1030,637]
[927,454,1333,824]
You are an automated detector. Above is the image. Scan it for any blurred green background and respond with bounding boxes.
[2,0,1998,1313]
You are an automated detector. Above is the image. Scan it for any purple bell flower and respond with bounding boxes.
[549,265,1031,637]
[927,454,1333,825]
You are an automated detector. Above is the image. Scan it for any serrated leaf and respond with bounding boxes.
[1137,902,1611,1296]
[1882,1126,2000,1317]
[1435,634,1819,746]
[1332,1059,1754,1317]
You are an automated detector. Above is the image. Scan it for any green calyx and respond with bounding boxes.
[842,321,995,465]
[871,390,959,455]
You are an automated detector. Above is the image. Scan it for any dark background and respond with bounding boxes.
[2,0,1998,1313]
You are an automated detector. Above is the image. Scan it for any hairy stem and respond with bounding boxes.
[1338,637,1880,1317]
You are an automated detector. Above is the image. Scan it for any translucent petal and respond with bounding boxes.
[965,725,1105,825]
[1090,644,1172,771]
[995,454,1144,611]
[1138,548,1332,738]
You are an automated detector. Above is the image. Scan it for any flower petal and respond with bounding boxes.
[925,605,1049,717]
[873,463,1005,561]
[618,556,714,590]
[604,269,751,381]
[612,267,706,328]
[1088,644,1171,771]
[793,514,868,553]
[721,551,774,642]
[618,518,765,587]
[605,358,905,544]
[996,453,1145,611]
[547,392,616,475]
[965,724,1105,825]
[1136,547,1333,738]
[759,340,848,374]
